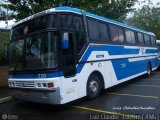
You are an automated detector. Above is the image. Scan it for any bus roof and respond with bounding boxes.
[13,6,155,36]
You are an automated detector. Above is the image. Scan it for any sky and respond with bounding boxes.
[134,0,160,9]
[0,0,160,29]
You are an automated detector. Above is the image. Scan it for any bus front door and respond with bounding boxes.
[61,32,78,103]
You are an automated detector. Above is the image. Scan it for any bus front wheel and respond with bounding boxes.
[87,74,101,99]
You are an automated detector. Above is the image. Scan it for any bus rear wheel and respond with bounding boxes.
[87,74,101,99]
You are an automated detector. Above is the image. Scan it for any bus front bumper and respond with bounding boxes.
[9,87,62,104]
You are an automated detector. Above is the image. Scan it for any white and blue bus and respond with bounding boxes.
[8,7,158,104]
[156,40,160,62]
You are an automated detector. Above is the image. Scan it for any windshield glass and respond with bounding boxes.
[9,32,58,71]
[9,40,24,71]
[12,15,55,40]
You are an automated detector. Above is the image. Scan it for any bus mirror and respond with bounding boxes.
[62,33,69,49]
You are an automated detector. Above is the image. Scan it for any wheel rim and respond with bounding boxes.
[89,80,98,94]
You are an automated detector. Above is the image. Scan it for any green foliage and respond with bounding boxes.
[0,32,10,62]
[127,5,160,39]
[0,0,137,21]
[0,32,10,51]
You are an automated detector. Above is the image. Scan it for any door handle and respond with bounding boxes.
[72,79,77,82]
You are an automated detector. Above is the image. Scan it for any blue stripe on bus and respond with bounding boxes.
[10,45,158,79]
[112,58,146,80]
[77,45,158,77]
[146,49,158,54]
[10,72,63,79]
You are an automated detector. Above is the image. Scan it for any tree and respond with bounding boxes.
[127,5,160,39]
[0,7,14,20]
[0,0,137,21]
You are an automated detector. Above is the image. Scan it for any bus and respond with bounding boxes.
[156,40,160,63]
[8,7,158,104]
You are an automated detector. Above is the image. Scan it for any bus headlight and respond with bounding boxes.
[36,82,54,88]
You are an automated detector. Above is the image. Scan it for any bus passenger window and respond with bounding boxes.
[144,34,151,45]
[125,30,135,44]
[110,25,118,42]
[137,32,144,44]
[110,24,124,43]
[99,23,109,41]
[87,19,99,41]
[118,28,125,42]
[150,36,156,45]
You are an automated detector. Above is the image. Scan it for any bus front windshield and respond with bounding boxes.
[9,32,58,71]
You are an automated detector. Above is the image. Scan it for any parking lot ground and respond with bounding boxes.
[1,70,160,120]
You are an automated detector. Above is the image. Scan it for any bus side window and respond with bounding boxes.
[109,24,125,43]
[99,23,109,41]
[60,14,85,54]
[144,34,151,45]
[125,29,136,44]
[137,32,144,45]
[87,18,99,41]
[74,16,85,53]
[117,27,125,43]
[150,36,156,45]
[110,25,118,42]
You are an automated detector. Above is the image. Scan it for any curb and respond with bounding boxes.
[0,96,13,104]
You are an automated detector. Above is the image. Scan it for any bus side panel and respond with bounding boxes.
[77,51,113,98]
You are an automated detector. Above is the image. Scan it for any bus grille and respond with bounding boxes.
[14,81,35,88]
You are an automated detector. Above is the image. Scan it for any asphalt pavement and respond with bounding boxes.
[1,71,160,120]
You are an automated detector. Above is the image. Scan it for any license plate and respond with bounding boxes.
[22,91,30,96]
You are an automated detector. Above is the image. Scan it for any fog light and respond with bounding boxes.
[47,83,54,88]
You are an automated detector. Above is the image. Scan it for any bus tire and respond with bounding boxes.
[147,63,152,76]
[87,74,101,99]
